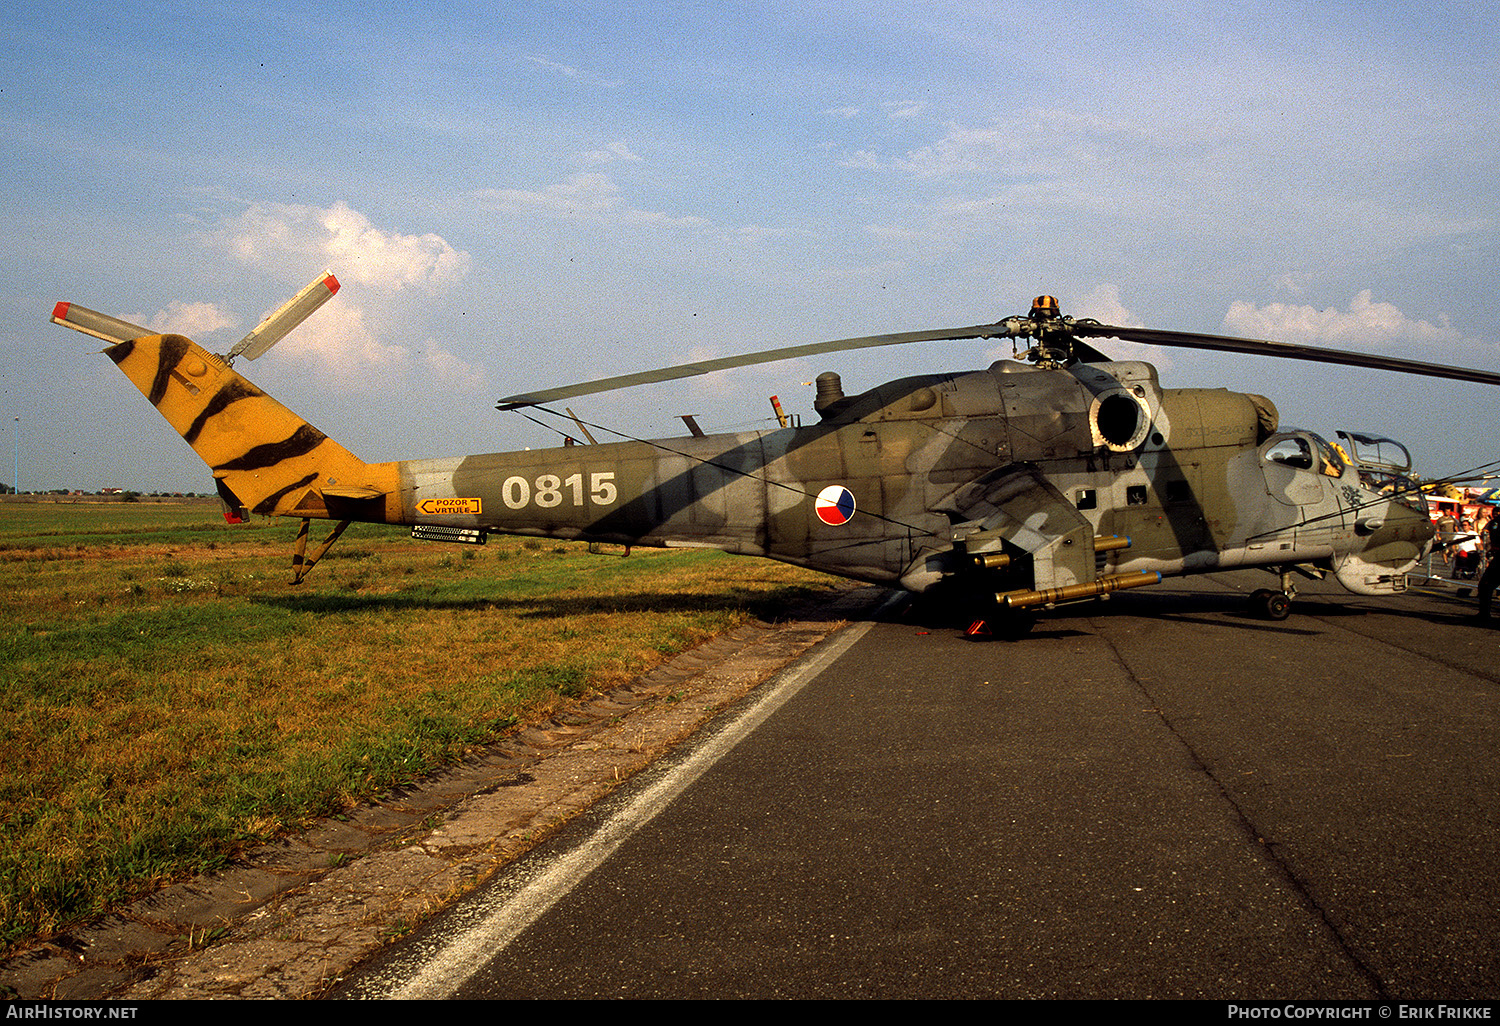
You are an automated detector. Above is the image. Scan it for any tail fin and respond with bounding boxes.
[100,331,397,521]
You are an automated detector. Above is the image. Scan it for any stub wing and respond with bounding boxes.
[941,464,1098,590]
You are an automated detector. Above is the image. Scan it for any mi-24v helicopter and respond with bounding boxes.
[51,276,1500,634]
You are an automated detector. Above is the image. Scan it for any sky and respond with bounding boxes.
[2,0,1497,494]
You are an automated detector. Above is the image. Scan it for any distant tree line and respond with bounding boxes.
[0,486,209,498]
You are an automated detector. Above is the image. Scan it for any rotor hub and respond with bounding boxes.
[1030,295,1061,320]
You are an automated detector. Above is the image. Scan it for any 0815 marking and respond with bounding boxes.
[501,471,618,511]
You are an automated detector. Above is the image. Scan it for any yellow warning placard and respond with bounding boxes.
[418,497,482,515]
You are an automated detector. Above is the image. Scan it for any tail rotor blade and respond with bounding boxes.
[50,303,150,346]
[228,270,340,362]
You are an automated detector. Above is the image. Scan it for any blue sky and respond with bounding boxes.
[3,1,1497,492]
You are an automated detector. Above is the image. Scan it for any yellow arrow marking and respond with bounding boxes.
[419,497,482,515]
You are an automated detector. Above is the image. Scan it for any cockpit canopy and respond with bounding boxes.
[1335,431,1413,473]
[1336,430,1425,512]
[1263,431,1345,478]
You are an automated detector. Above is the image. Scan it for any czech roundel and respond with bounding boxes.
[814,485,856,526]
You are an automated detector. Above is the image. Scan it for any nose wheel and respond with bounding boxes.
[1249,570,1299,620]
[1249,588,1292,620]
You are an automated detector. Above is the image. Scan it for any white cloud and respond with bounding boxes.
[824,106,861,119]
[475,172,624,218]
[843,105,1491,269]
[1273,275,1307,298]
[583,141,643,165]
[321,204,469,292]
[1068,285,1169,367]
[224,200,470,294]
[623,208,712,230]
[883,101,926,120]
[838,149,882,171]
[884,113,1145,184]
[520,53,620,89]
[270,300,490,394]
[1069,284,1140,327]
[421,342,490,393]
[473,172,713,230]
[1223,290,1465,348]
[524,55,578,78]
[141,301,238,337]
[277,301,410,386]
[731,223,791,243]
[213,202,484,392]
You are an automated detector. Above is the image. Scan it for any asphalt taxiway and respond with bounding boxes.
[331,572,1500,999]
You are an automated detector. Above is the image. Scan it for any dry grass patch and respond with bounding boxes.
[0,503,836,948]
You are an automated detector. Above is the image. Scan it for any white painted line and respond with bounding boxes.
[370,620,875,1000]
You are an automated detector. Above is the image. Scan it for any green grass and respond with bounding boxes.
[0,500,281,550]
[0,501,835,949]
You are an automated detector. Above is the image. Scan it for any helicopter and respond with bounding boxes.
[50,278,1500,635]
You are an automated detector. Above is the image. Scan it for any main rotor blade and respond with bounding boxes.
[496,321,1009,410]
[1072,322,1500,387]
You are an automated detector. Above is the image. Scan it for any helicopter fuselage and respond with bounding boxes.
[84,330,1434,617]
[56,269,1477,626]
[385,358,1434,606]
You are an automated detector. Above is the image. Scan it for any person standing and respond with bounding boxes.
[1437,509,1458,568]
[1456,520,1480,579]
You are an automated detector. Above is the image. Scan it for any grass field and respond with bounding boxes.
[0,501,836,949]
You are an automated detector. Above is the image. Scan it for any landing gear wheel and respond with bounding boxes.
[1250,588,1291,621]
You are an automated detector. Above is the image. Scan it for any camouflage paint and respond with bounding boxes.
[99,332,1434,609]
